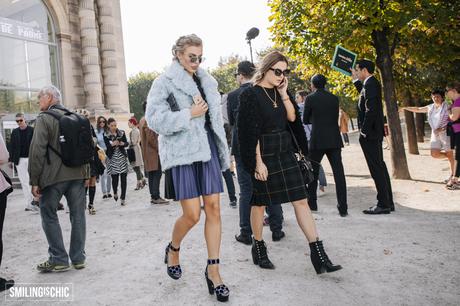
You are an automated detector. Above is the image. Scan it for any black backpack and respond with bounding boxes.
[43,108,94,167]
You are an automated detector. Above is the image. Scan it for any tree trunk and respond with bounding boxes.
[372,29,411,179]
[403,89,419,154]
[414,97,425,142]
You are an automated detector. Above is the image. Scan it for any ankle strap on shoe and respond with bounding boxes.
[207,258,220,265]
[168,242,180,252]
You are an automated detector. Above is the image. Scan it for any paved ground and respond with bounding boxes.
[1,131,459,306]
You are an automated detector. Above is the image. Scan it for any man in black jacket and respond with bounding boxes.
[8,113,38,211]
[303,74,348,216]
[352,59,394,215]
[228,61,285,244]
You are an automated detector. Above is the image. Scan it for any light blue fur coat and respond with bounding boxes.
[146,60,230,171]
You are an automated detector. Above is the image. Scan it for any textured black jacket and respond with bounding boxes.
[303,89,343,150]
[237,86,308,174]
[354,76,385,140]
[104,129,129,159]
[227,82,252,156]
[8,125,34,165]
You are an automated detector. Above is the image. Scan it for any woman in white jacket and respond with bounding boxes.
[146,34,230,302]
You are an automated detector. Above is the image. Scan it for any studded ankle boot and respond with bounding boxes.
[251,238,275,269]
[309,239,342,274]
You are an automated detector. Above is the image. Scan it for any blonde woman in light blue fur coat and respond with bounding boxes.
[146,34,230,302]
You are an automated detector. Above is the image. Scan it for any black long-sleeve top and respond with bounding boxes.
[103,129,129,159]
[237,86,309,174]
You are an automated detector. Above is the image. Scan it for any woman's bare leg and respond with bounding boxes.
[203,193,223,284]
[250,205,265,241]
[292,199,318,242]
[168,197,201,266]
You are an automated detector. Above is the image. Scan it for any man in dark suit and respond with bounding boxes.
[228,61,285,244]
[303,74,348,216]
[352,59,394,215]
[8,113,39,211]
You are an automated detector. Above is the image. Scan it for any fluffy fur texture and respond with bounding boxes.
[146,60,230,171]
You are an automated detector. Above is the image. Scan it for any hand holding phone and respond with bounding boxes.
[277,76,289,98]
[193,95,203,105]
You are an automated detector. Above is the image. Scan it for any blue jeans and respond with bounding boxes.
[100,169,111,195]
[40,179,86,265]
[266,204,283,233]
[318,164,327,187]
[235,155,253,236]
[222,169,236,202]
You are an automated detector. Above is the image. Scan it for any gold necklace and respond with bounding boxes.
[261,86,278,108]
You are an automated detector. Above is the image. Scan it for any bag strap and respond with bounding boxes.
[287,124,321,166]
[42,110,64,164]
[287,124,304,156]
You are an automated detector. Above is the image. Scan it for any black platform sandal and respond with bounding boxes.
[164,242,181,280]
[309,239,342,274]
[205,259,229,302]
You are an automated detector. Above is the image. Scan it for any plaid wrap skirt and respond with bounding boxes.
[251,130,308,206]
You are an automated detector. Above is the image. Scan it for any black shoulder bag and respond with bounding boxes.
[287,125,314,185]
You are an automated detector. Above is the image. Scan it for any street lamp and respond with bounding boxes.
[246,27,259,63]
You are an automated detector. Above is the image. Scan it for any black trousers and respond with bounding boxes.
[307,148,347,212]
[0,192,7,267]
[359,138,394,208]
[455,133,460,177]
[111,173,127,200]
[147,170,162,199]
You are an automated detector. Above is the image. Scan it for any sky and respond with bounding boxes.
[120,0,274,77]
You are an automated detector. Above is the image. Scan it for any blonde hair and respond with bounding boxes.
[171,34,203,60]
[252,51,289,84]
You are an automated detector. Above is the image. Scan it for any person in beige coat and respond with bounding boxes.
[339,108,350,145]
[128,118,146,190]
[139,102,168,204]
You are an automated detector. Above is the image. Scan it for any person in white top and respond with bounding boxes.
[404,89,454,182]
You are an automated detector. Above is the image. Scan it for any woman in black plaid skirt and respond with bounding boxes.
[237,51,342,274]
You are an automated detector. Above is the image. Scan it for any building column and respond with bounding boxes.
[110,0,130,113]
[96,0,124,113]
[79,0,105,111]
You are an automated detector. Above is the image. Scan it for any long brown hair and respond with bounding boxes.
[252,51,289,84]
[97,116,108,132]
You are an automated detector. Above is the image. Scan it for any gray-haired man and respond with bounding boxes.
[28,85,89,272]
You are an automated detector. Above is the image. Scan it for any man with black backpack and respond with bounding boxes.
[28,85,91,272]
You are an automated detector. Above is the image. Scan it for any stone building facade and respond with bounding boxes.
[0,0,131,132]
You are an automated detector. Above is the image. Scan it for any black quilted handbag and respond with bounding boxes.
[288,126,314,185]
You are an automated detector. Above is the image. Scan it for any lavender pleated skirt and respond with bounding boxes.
[170,125,224,201]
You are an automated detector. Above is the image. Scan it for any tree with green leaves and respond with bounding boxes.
[209,55,243,94]
[268,0,459,179]
[128,71,160,119]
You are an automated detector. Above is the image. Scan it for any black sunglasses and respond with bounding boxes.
[16,119,23,123]
[188,54,204,64]
[269,68,290,77]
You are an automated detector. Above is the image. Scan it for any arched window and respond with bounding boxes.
[0,0,60,113]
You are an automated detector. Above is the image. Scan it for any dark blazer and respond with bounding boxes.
[237,86,308,174]
[303,89,343,150]
[8,125,34,165]
[227,82,252,156]
[354,76,385,140]
[104,129,129,159]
